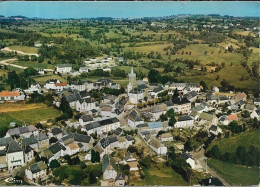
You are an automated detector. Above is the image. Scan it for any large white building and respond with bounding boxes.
[6,141,25,170]
[56,64,72,74]
[0,90,25,102]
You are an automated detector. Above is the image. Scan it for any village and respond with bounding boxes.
[0,60,259,186]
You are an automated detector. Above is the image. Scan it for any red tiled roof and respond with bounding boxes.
[55,83,67,86]
[0,90,20,97]
[227,113,238,121]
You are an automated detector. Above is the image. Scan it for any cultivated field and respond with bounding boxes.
[208,158,259,186]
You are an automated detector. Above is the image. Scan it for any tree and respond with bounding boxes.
[210,145,221,159]
[184,139,193,152]
[50,159,60,169]
[168,117,176,127]
[59,96,73,118]
[241,110,250,118]
[173,88,179,98]
[49,137,58,144]
[148,69,161,83]
[236,146,247,165]
[200,81,207,92]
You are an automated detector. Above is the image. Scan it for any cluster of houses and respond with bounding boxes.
[1,65,259,186]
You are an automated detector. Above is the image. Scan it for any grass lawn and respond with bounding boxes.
[11,61,54,69]
[208,131,260,153]
[174,44,244,65]
[34,75,67,84]
[0,113,24,137]
[8,45,38,54]
[129,166,189,186]
[5,107,61,123]
[177,65,257,90]
[0,103,47,113]
[208,158,259,186]
[114,66,149,75]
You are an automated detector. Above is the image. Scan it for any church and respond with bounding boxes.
[127,67,144,104]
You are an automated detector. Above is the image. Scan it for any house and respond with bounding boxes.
[218,96,229,104]
[22,137,38,151]
[24,83,42,94]
[50,128,63,140]
[164,100,175,110]
[65,92,81,108]
[76,98,97,113]
[200,177,224,186]
[0,90,25,102]
[149,86,164,98]
[0,137,14,150]
[54,82,68,91]
[82,117,120,135]
[244,104,256,112]
[212,86,219,93]
[184,91,198,102]
[35,132,49,149]
[209,125,222,135]
[148,139,167,155]
[70,81,87,92]
[148,104,167,121]
[41,142,66,163]
[71,133,94,148]
[124,151,139,171]
[219,115,229,126]
[0,149,7,171]
[7,125,38,138]
[253,97,260,106]
[250,109,260,120]
[128,88,144,104]
[227,113,238,122]
[24,145,34,163]
[180,151,195,169]
[159,133,173,142]
[6,141,24,170]
[101,105,115,117]
[66,142,80,156]
[172,97,191,114]
[233,92,247,103]
[199,112,218,126]
[102,154,117,180]
[175,115,194,128]
[56,64,72,73]
[128,110,144,129]
[25,161,48,182]
[44,79,61,90]
[79,114,94,126]
[79,67,89,73]
[115,173,128,186]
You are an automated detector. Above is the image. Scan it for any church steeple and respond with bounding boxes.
[128,66,136,85]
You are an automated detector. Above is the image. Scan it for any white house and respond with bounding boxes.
[209,125,222,135]
[79,115,94,126]
[79,67,89,74]
[148,139,167,156]
[180,152,195,169]
[6,141,24,170]
[159,133,173,142]
[24,146,34,164]
[7,125,39,138]
[175,115,194,128]
[44,79,61,90]
[0,90,25,102]
[102,154,117,180]
[76,98,97,113]
[250,109,260,120]
[25,161,48,181]
[56,64,72,74]
[128,110,144,129]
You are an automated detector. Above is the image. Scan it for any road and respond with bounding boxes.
[0,58,54,72]
[192,148,231,186]
[1,47,39,57]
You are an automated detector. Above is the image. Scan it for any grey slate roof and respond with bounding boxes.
[102,154,117,172]
[178,115,193,121]
[85,117,119,131]
[128,110,143,122]
[7,141,23,153]
[81,115,93,122]
[65,93,81,103]
[22,137,38,146]
[108,136,118,144]
[71,133,92,143]
[57,64,72,68]
[172,97,190,105]
[0,150,6,156]
[29,161,47,174]
[209,125,218,131]
[49,142,66,154]
[52,128,62,135]
[100,138,110,149]
[0,137,14,147]
[35,132,48,141]
[8,125,38,136]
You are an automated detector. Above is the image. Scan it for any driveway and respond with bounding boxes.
[192,148,231,186]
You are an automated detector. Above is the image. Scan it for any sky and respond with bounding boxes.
[0,1,259,19]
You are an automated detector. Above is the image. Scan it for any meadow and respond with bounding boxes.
[208,158,259,186]
[8,45,38,54]
[129,166,189,186]
[208,131,260,153]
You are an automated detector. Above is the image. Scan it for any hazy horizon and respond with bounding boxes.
[0,1,259,19]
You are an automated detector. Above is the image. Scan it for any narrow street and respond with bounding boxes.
[192,149,231,186]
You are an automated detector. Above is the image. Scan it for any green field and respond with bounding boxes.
[11,61,54,69]
[6,107,61,123]
[208,131,260,153]
[8,45,38,54]
[129,166,189,186]
[208,159,259,186]
[0,113,24,137]
[34,75,67,84]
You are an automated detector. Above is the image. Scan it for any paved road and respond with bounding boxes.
[0,58,54,72]
[1,47,39,57]
[192,149,231,186]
